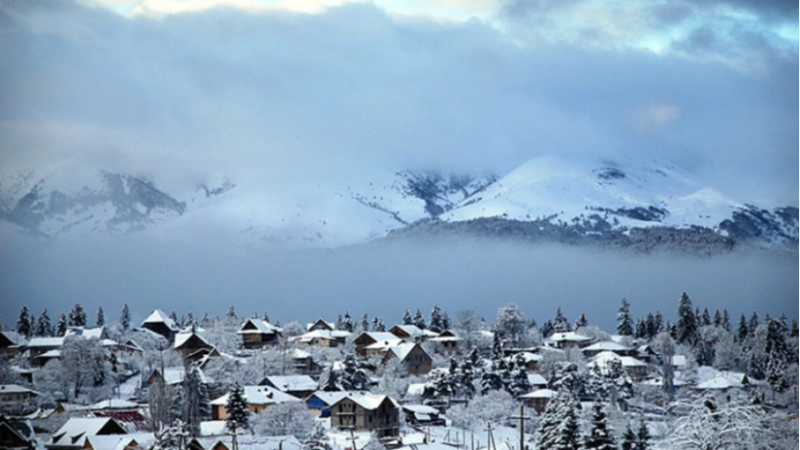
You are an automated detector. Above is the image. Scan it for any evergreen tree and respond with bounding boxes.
[184,366,211,437]
[35,309,52,337]
[748,312,759,337]
[713,310,722,327]
[303,421,332,450]
[56,313,68,337]
[361,314,369,332]
[575,313,588,330]
[644,313,657,339]
[634,318,646,339]
[540,320,555,338]
[402,309,413,326]
[321,368,342,392]
[535,390,580,450]
[584,401,616,450]
[721,309,731,332]
[96,307,105,327]
[653,311,664,334]
[441,311,450,331]
[225,382,250,450]
[413,309,427,330]
[620,423,636,450]
[791,319,799,338]
[553,307,571,333]
[764,316,791,392]
[429,305,444,333]
[341,312,354,332]
[16,307,31,338]
[701,308,711,327]
[736,314,748,343]
[120,304,131,331]
[636,419,650,450]
[616,298,633,336]
[675,293,698,346]
[68,303,87,327]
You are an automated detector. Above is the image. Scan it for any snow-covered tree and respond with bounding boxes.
[303,421,332,450]
[535,389,580,450]
[68,303,87,327]
[447,389,516,430]
[617,299,633,337]
[553,307,571,333]
[403,309,413,326]
[253,402,314,439]
[584,401,616,450]
[226,382,250,450]
[413,309,426,330]
[454,310,486,352]
[360,314,370,332]
[575,313,588,330]
[620,423,636,450]
[736,314,748,343]
[55,313,67,337]
[96,307,105,327]
[341,312,354,332]
[120,304,131,331]
[35,309,53,337]
[496,303,528,347]
[183,366,211,437]
[61,335,109,401]
[429,305,444,333]
[675,293,698,346]
[16,307,31,338]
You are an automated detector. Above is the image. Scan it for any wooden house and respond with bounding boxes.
[237,319,282,349]
[328,393,400,438]
[140,310,180,342]
[210,386,300,420]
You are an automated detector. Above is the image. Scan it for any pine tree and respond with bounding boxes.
[764,316,791,392]
[554,307,571,333]
[402,310,413,326]
[620,423,636,450]
[413,309,426,330]
[634,318,646,339]
[792,319,799,338]
[540,320,555,338]
[645,313,657,339]
[748,312,759,337]
[429,305,444,333]
[226,382,250,450]
[120,304,131,331]
[675,293,698,346]
[35,309,52,337]
[575,313,588,330]
[303,421,332,450]
[341,312,353,332]
[184,366,211,437]
[616,298,633,336]
[535,390,580,450]
[441,311,450,331]
[736,314,748,343]
[701,308,711,327]
[713,310,722,327]
[361,314,369,332]
[96,307,105,327]
[16,307,31,338]
[636,419,650,450]
[654,311,664,334]
[68,303,86,327]
[721,309,731,332]
[584,401,616,450]
[56,313,67,337]
[321,368,342,392]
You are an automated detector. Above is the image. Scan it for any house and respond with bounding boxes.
[305,391,352,417]
[237,319,282,349]
[47,417,128,449]
[581,341,634,358]
[259,375,318,400]
[388,325,437,342]
[545,332,592,350]
[0,415,37,450]
[145,367,211,388]
[173,330,217,363]
[519,389,555,413]
[379,342,432,376]
[328,392,400,438]
[428,330,461,356]
[527,373,548,390]
[509,352,543,372]
[401,405,446,426]
[636,345,660,364]
[290,349,322,375]
[587,351,648,382]
[82,435,143,450]
[306,319,336,332]
[140,310,180,342]
[289,330,350,348]
[353,332,399,356]
[0,385,39,405]
[0,331,25,355]
[25,337,63,367]
[64,327,107,340]
[210,386,300,420]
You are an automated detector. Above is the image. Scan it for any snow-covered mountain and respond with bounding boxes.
[0,154,796,251]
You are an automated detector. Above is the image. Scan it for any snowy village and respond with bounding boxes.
[0,295,797,450]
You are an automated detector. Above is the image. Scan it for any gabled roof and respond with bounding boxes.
[210,386,300,406]
[289,329,350,343]
[587,351,646,368]
[383,342,428,363]
[0,384,39,396]
[26,337,64,348]
[64,327,105,340]
[237,319,282,335]
[356,332,398,344]
[306,319,335,331]
[152,367,211,385]
[260,375,318,393]
[547,332,591,343]
[519,388,556,399]
[50,417,127,447]
[142,309,179,331]
[582,341,630,352]
[329,392,398,410]
[527,373,547,386]
[87,399,138,410]
[83,435,140,450]
[0,330,25,347]
[174,332,213,350]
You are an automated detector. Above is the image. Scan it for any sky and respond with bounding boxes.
[0,0,797,328]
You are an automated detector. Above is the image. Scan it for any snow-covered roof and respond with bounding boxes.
[360,332,399,343]
[238,318,282,335]
[511,352,543,363]
[156,367,210,385]
[200,420,228,437]
[290,329,350,343]
[365,339,406,350]
[519,388,556,399]
[26,337,64,348]
[308,391,353,406]
[387,342,424,362]
[87,399,139,410]
[401,404,440,415]
[34,349,61,359]
[406,383,426,397]
[83,435,141,450]
[306,319,335,331]
[50,417,125,447]
[588,351,647,368]
[696,376,742,390]
[672,355,687,367]
[0,384,38,395]
[547,332,591,343]
[65,326,105,339]
[527,373,547,386]
[292,348,310,359]
[173,331,212,350]
[329,392,398,410]
[210,386,300,406]
[582,341,630,352]
[142,309,179,330]
[262,375,318,393]
[0,330,25,346]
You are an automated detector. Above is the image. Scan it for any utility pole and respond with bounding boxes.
[511,404,532,450]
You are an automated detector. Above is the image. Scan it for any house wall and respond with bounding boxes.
[330,399,399,437]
